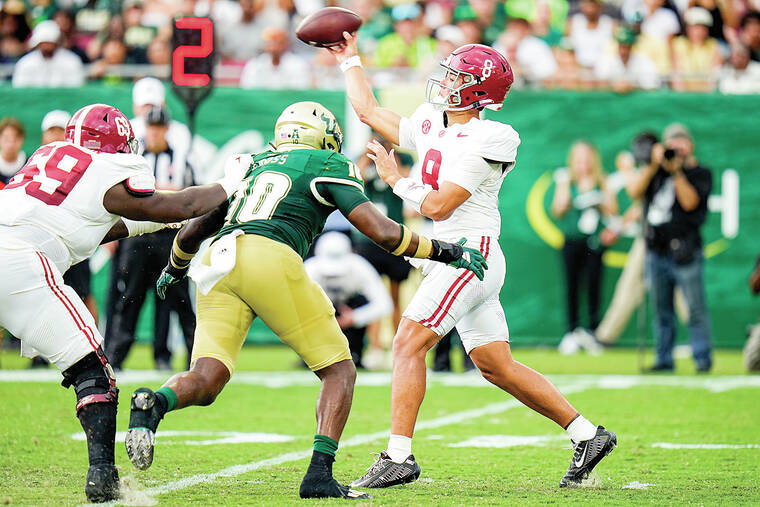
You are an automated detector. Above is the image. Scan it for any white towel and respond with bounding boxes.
[189,230,243,295]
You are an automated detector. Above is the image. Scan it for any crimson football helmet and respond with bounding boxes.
[426,44,514,111]
[65,104,138,154]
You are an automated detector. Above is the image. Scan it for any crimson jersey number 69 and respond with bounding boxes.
[4,144,93,206]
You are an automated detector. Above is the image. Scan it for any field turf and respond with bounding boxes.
[1,345,758,506]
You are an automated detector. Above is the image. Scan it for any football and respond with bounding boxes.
[296,7,362,48]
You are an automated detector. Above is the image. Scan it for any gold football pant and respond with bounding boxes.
[191,234,351,374]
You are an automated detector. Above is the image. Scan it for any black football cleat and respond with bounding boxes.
[559,425,617,487]
[85,464,119,503]
[299,473,371,500]
[125,388,164,471]
[350,451,421,488]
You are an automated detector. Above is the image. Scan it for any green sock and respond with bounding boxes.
[313,434,339,457]
[156,387,178,413]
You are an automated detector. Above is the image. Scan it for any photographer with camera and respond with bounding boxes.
[628,123,713,372]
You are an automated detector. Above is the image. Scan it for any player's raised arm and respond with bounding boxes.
[329,32,402,145]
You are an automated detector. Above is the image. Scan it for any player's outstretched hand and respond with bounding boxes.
[327,31,359,63]
[156,264,187,300]
[450,238,488,281]
[366,139,401,186]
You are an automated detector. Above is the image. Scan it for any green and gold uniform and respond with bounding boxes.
[193,148,370,373]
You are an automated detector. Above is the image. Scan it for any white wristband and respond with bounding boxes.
[215,176,241,199]
[340,55,362,73]
[392,177,433,214]
[122,219,171,237]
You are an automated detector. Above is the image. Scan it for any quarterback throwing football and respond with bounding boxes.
[329,34,617,488]
[0,104,247,502]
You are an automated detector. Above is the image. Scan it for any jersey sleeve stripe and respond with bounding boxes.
[123,179,155,197]
[309,177,364,207]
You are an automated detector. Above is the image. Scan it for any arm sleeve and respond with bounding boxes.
[443,152,494,195]
[350,258,394,327]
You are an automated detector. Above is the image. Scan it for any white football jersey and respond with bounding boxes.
[398,103,520,242]
[0,141,156,273]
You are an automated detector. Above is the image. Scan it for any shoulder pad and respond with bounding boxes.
[465,120,521,163]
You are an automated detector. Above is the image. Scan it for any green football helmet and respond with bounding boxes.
[274,101,343,153]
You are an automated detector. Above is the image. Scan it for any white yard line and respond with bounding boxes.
[652,443,760,449]
[3,370,760,391]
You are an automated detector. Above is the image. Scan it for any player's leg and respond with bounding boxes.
[126,253,253,470]
[351,237,494,489]
[461,297,616,487]
[0,250,120,502]
[233,235,367,499]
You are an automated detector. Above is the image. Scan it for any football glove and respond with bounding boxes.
[430,238,487,280]
[156,263,187,300]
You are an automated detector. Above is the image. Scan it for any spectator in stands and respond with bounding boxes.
[305,232,393,369]
[567,0,616,69]
[718,42,760,93]
[374,3,437,68]
[453,3,484,44]
[354,0,393,58]
[505,0,570,35]
[0,2,31,63]
[0,117,25,184]
[40,109,69,145]
[219,0,264,61]
[106,106,197,371]
[122,0,155,63]
[551,141,618,355]
[672,7,722,91]
[147,36,171,65]
[531,0,564,46]
[627,123,713,372]
[690,0,737,44]
[635,0,681,74]
[739,11,760,60]
[494,17,558,83]
[90,37,129,83]
[239,26,310,88]
[594,25,661,90]
[469,0,509,46]
[12,20,84,87]
[52,9,88,62]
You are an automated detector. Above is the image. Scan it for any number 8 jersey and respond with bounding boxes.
[397,103,521,242]
[0,141,156,273]
[216,148,367,258]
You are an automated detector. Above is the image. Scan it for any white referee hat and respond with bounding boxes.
[132,77,166,107]
[41,110,71,131]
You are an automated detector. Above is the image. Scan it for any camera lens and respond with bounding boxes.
[663,148,676,160]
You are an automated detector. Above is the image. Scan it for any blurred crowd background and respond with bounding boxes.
[1,0,759,93]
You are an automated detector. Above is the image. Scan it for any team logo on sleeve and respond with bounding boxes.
[422,120,431,134]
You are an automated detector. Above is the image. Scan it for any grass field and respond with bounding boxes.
[1,345,759,506]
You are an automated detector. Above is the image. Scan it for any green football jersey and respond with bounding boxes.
[216,149,366,258]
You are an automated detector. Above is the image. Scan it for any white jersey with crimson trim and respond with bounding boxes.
[0,141,156,273]
[398,103,520,242]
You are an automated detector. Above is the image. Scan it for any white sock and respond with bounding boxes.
[565,415,597,442]
[386,434,412,463]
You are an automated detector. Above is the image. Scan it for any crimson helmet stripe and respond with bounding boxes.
[72,104,98,147]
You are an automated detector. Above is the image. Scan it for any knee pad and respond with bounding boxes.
[62,349,119,413]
